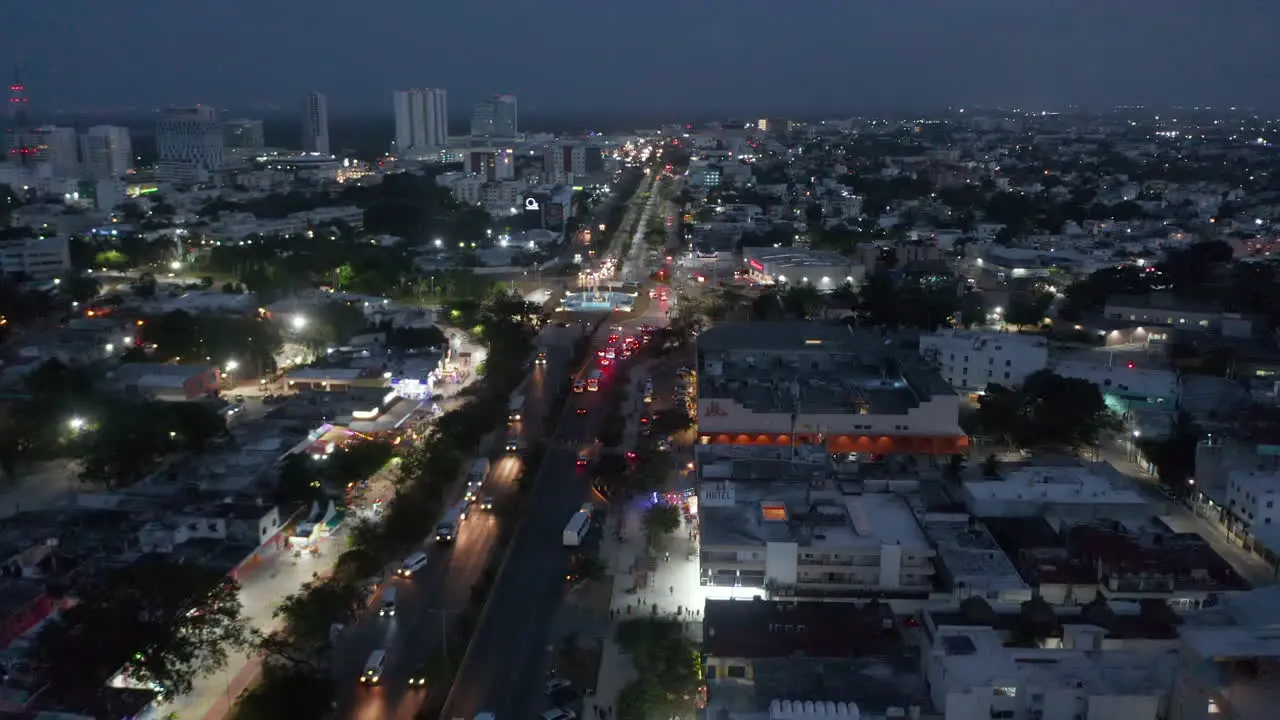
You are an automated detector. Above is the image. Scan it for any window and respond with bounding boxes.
[993,687,1017,697]
[1005,359,1012,366]
[726,665,748,679]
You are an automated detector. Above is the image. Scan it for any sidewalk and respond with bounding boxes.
[585,501,704,718]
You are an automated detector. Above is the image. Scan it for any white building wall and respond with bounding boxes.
[764,541,798,586]
[80,126,133,179]
[394,88,449,155]
[878,542,902,589]
[156,106,225,185]
[302,92,330,155]
[0,236,71,280]
[1224,470,1280,530]
[920,330,1050,392]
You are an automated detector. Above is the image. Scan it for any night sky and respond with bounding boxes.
[5,0,1278,116]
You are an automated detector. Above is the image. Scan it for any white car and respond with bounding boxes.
[573,380,586,393]
[396,551,429,578]
[541,709,577,720]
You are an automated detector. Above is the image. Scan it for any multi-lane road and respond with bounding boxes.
[333,327,577,720]
[441,301,668,720]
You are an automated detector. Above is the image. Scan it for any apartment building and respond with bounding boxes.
[696,323,967,457]
[0,235,71,280]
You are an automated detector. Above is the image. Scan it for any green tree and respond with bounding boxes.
[1003,291,1053,329]
[233,665,334,720]
[615,618,700,720]
[275,452,321,506]
[642,504,681,550]
[31,558,250,699]
[259,577,362,670]
[327,440,393,489]
[1137,411,1200,497]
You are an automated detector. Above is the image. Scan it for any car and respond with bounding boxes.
[607,334,620,344]
[478,496,494,511]
[360,650,387,685]
[407,661,429,687]
[535,350,548,366]
[545,676,575,697]
[656,438,673,452]
[573,380,585,393]
[621,349,633,359]
[577,407,588,415]
[577,452,591,467]
[605,348,616,360]
[541,709,577,720]
[598,358,611,367]
[396,551,429,578]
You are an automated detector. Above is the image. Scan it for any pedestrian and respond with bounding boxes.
[669,585,674,596]
[664,551,670,562]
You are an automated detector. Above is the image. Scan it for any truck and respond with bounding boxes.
[507,393,525,423]
[466,458,490,500]
[435,501,469,543]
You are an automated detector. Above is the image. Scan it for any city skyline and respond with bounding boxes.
[4,0,1280,115]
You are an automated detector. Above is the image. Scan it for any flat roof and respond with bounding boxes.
[742,246,853,268]
[286,367,367,381]
[933,626,1178,695]
[700,483,930,551]
[925,518,1028,594]
[964,465,1149,507]
[698,323,952,416]
[703,599,898,658]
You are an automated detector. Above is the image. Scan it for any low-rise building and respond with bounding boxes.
[962,465,1151,521]
[1172,585,1280,720]
[697,479,936,598]
[112,362,220,401]
[919,330,1050,393]
[741,247,863,290]
[0,235,71,280]
[696,323,968,457]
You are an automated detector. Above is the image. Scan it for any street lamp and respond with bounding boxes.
[68,417,85,432]
[225,360,240,372]
[290,315,308,331]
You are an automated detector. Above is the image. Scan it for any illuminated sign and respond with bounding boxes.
[524,197,540,211]
[748,259,765,272]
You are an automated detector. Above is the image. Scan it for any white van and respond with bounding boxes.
[396,551,429,578]
[360,650,387,684]
[379,586,397,617]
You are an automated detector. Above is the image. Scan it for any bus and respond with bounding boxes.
[587,369,602,392]
[507,393,525,423]
[562,509,592,547]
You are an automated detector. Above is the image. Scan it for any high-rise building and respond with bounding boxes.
[156,106,225,185]
[393,88,448,157]
[223,119,265,152]
[79,125,133,179]
[21,126,80,177]
[5,67,33,164]
[302,92,330,155]
[471,94,518,138]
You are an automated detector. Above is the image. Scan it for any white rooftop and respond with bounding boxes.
[964,465,1149,507]
[934,626,1177,696]
[924,518,1028,594]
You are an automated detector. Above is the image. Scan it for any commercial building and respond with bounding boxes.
[1052,356,1179,412]
[222,119,265,152]
[156,106,225,185]
[393,88,448,157]
[544,142,606,184]
[919,330,1050,393]
[697,477,936,596]
[0,235,71,280]
[470,93,517,138]
[301,92,330,155]
[961,466,1150,521]
[79,125,133,179]
[741,247,862,291]
[695,323,968,455]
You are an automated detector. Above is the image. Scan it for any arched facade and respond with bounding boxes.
[698,431,968,455]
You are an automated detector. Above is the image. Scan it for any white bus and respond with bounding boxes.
[562,510,592,547]
[587,369,602,392]
[507,394,525,423]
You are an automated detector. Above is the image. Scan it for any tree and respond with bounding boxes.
[1013,595,1059,646]
[131,272,158,299]
[234,664,335,720]
[1137,411,1199,497]
[275,452,321,506]
[327,439,393,489]
[615,618,700,720]
[259,577,362,670]
[642,504,681,550]
[31,558,249,700]
[1003,291,1053,329]
[975,371,1118,451]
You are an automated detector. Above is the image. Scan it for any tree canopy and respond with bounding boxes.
[974,370,1119,450]
[32,558,249,701]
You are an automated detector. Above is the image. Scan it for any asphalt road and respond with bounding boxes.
[333,330,576,720]
[441,310,667,720]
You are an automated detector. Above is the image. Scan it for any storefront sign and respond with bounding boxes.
[748,259,765,272]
